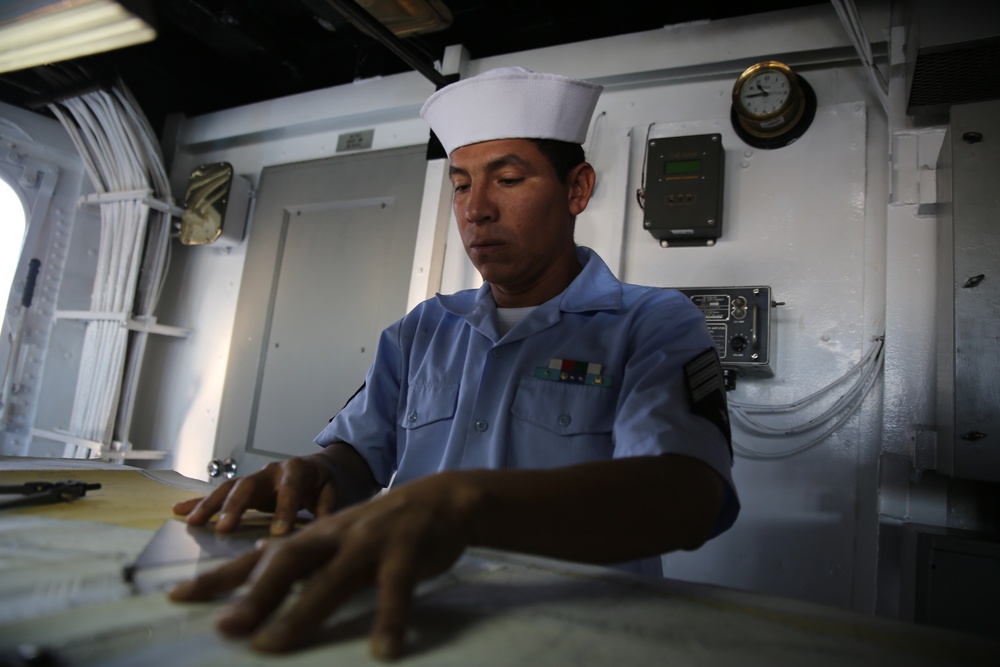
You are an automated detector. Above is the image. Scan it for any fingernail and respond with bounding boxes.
[166,581,192,599]
[216,606,257,636]
[271,519,289,536]
[252,621,291,652]
[372,633,403,661]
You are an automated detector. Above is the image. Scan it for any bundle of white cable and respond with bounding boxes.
[49,83,171,452]
[728,335,885,459]
[108,85,172,445]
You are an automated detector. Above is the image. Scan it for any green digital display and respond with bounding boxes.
[664,159,702,175]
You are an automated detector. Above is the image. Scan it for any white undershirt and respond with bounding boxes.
[495,306,538,336]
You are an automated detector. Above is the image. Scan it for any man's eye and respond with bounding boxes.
[453,183,469,192]
[499,178,523,186]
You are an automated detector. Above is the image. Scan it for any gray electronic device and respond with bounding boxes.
[643,133,724,247]
[676,286,775,381]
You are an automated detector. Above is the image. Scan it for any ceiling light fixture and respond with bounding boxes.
[354,0,452,37]
[0,0,156,74]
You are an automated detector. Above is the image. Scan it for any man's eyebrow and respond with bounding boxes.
[449,153,533,177]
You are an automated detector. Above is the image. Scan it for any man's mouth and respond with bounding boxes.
[469,239,504,249]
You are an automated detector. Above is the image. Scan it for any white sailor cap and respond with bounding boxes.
[420,67,603,155]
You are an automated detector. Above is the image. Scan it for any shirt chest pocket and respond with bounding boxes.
[511,378,615,436]
[401,383,459,430]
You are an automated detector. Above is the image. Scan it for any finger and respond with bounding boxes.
[167,546,264,602]
[269,464,309,537]
[171,496,203,516]
[180,480,237,526]
[250,539,374,653]
[222,529,341,640]
[215,476,275,532]
[314,482,339,519]
[370,550,418,661]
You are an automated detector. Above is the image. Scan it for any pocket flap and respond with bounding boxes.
[401,383,459,429]
[511,378,614,435]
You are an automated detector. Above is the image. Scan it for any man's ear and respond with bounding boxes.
[567,162,596,216]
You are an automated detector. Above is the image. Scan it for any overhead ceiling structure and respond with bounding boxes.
[0,0,826,135]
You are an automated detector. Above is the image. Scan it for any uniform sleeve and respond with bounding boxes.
[613,290,740,537]
[314,321,404,488]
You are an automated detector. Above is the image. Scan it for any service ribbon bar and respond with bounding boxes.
[533,358,612,387]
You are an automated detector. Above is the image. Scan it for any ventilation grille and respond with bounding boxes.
[908,39,1000,115]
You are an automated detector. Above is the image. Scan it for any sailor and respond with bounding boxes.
[170,66,739,660]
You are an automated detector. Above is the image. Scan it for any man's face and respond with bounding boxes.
[448,139,593,307]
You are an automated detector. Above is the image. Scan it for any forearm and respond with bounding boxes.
[423,454,724,565]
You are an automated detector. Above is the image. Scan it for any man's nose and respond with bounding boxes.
[462,185,497,223]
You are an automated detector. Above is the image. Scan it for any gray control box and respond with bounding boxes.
[676,286,774,378]
[643,133,724,247]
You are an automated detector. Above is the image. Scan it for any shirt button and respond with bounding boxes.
[475,419,489,432]
[558,414,572,427]
[491,348,503,359]
[407,411,418,423]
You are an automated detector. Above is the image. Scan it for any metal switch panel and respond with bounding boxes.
[676,286,775,378]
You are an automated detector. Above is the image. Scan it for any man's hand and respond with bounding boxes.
[172,443,380,536]
[168,471,479,659]
[169,455,723,659]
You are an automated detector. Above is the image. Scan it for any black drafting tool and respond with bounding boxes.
[0,480,101,510]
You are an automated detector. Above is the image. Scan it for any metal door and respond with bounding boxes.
[214,145,427,476]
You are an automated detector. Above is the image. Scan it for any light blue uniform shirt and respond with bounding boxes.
[316,247,739,575]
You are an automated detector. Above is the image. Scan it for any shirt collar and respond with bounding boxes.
[436,246,623,320]
[559,246,622,313]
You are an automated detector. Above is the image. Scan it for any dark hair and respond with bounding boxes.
[530,139,586,183]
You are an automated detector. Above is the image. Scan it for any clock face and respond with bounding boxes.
[731,61,815,149]
[738,69,791,116]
